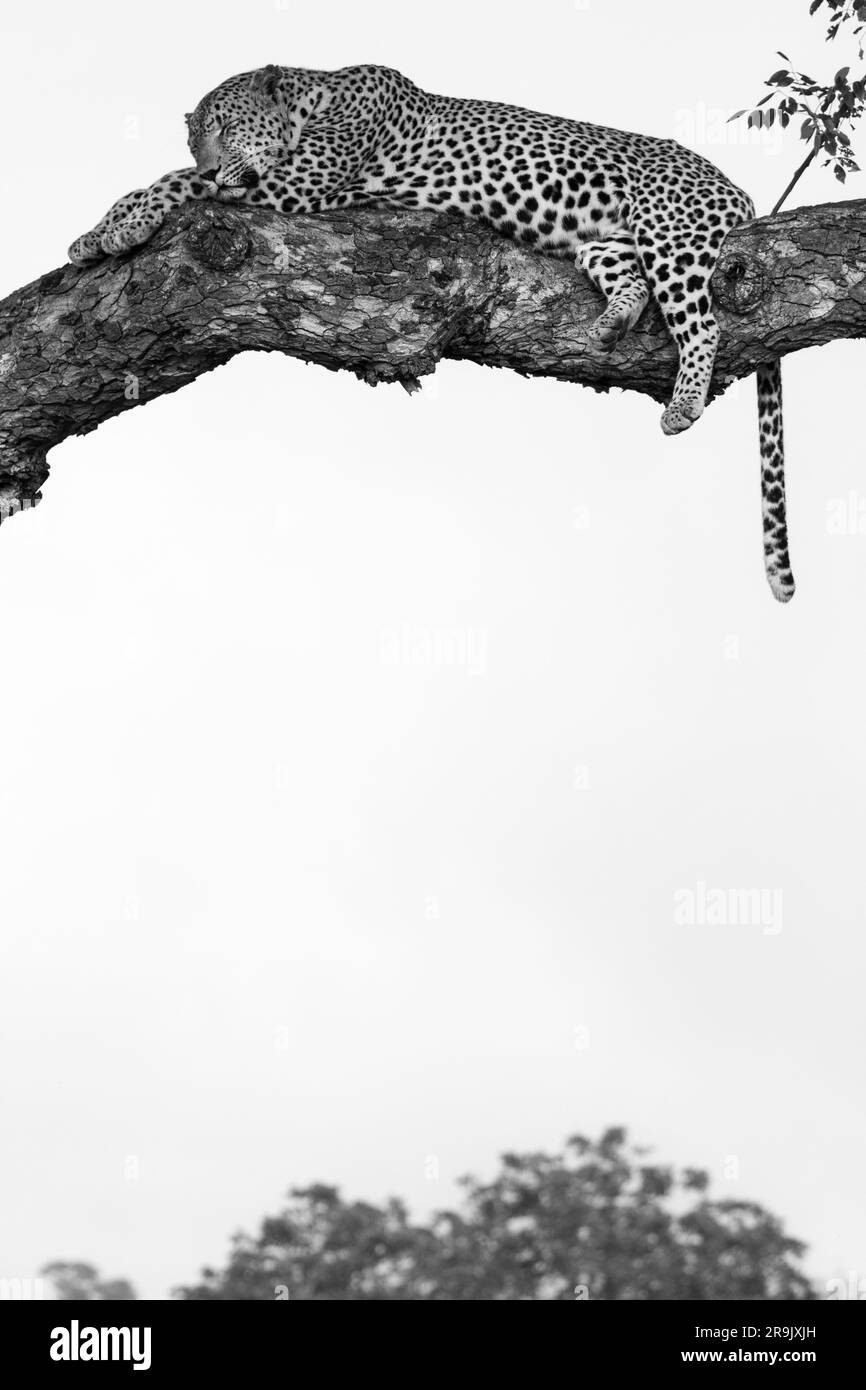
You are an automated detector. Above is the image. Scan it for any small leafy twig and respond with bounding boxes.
[772,145,820,214]
[811,0,866,48]
[730,0,866,212]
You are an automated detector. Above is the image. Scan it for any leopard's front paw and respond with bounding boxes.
[99,217,160,256]
[588,307,632,353]
[660,397,705,436]
[68,229,107,266]
[68,188,159,265]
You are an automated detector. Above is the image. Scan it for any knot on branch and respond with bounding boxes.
[713,250,766,313]
[186,206,251,272]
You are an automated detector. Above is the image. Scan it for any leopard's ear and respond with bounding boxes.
[250,64,282,100]
[184,113,193,127]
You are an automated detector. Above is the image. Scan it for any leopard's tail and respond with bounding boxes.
[757,360,795,603]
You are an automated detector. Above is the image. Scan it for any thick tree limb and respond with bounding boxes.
[0,197,864,520]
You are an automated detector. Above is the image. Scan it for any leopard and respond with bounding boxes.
[68,63,794,602]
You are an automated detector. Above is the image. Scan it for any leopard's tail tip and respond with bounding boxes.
[769,573,796,604]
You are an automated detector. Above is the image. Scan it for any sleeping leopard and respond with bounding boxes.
[69,63,793,602]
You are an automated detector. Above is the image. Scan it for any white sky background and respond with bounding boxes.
[1,0,864,1300]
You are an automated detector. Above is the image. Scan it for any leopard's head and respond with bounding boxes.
[186,67,291,189]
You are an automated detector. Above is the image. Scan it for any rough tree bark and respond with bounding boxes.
[0,197,863,521]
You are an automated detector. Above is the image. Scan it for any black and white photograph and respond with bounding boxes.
[1,0,864,1365]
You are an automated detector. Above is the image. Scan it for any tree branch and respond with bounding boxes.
[1,197,864,521]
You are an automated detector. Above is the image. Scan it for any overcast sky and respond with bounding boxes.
[1,0,864,1300]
